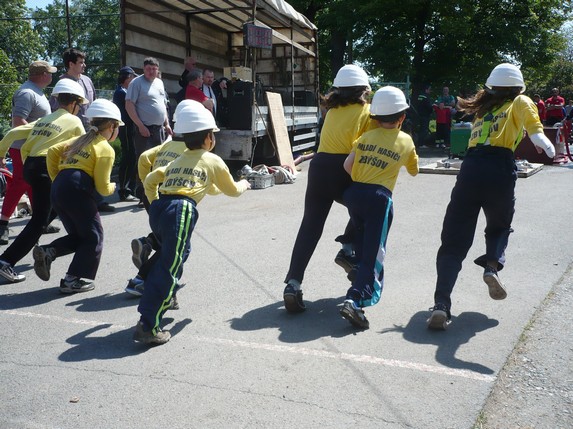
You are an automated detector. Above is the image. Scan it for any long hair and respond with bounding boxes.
[63,118,118,160]
[457,87,522,119]
[324,86,369,109]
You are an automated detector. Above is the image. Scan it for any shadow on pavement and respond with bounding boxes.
[229,296,369,343]
[59,318,192,361]
[0,285,70,309]
[380,310,498,375]
[65,292,139,312]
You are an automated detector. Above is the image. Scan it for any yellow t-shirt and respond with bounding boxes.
[20,109,85,160]
[138,139,187,182]
[350,127,419,192]
[0,122,36,157]
[467,95,544,150]
[47,134,116,196]
[318,103,374,154]
[144,148,248,203]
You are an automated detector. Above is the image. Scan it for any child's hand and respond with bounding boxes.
[240,179,251,189]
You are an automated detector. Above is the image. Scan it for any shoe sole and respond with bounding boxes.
[334,256,354,274]
[427,310,449,330]
[340,306,369,329]
[33,246,51,281]
[133,330,171,345]
[484,273,507,300]
[283,291,306,313]
[0,237,8,245]
[124,286,144,297]
[131,239,146,268]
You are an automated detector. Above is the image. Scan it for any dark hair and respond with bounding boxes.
[62,48,86,70]
[324,86,369,109]
[143,57,159,67]
[57,93,84,106]
[183,130,211,150]
[371,110,407,123]
[188,69,203,82]
[457,87,521,119]
[117,73,133,85]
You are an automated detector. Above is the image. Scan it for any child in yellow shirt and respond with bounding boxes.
[340,86,419,329]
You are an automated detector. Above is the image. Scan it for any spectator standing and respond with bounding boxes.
[0,79,87,283]
[125,57,173,203]
[0,61,58,245]
[545,88,565,126]
[433,102,452,148]
[415,84,433,147]
[49,48,95,132]
[426,64,556,330]
[533,94,546,124]
[175,56,197,103]
[185,69,214,112]
[436,86,456,108]
[113,66,138,202]
[32,99,121,293]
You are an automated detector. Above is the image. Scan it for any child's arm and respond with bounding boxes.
[46,142,67,181]
[406,148,420,177]
[143,166,166,202]
[343,151,355,175]
[138,145,161,182]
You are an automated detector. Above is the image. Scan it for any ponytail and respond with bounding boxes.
[63,118,118,160]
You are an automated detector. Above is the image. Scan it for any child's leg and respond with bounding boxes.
[345,185,393,308]
[138,197,197,334]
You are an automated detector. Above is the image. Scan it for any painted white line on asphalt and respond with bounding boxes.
[2,309,496,382]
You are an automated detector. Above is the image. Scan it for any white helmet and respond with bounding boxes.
[173,100,198,123]
[86,99,124,125]
[333,64,371,90]
[173,101,219,134]
[51,79,89,104]
[485,63,526,93]
[370,86,409,116]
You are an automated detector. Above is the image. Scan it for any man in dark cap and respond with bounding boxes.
[113,66,138,201]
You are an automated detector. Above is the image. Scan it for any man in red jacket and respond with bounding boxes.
[545,88,565,126]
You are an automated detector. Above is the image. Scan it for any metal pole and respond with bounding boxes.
[66,0,72,47]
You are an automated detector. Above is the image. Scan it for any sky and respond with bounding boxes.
[25,0,53,9]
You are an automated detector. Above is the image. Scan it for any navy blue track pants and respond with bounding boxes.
[434,146,517,309]
[344,183,393,307]
[138,195,197,334]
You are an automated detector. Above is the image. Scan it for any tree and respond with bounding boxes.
[31,0,120,92]
[0,0,44,80]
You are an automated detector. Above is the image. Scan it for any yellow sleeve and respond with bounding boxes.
[211,158,249,197]
[138,145,161,182]
[406,147,419,176]
[0,123,35,158]
[46,142,67,181]
[207,184,222,195]
[517,95,544,136]
[144,166,166,202]
[93,151,116,196]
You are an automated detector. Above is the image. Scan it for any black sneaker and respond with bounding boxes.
[0,261,25,282]
[59,278,95,294]
[133,322,171,345]
[131,237,152,269]
[33,245,56,281]
[283,283,306,313]
[427,303,451,330]
[340,299,369,329]
[0,225,9,245]
[483,266,507,300]
[334,250,357,274]
[98,202,115,213]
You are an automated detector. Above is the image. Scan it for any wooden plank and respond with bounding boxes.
[265,92,296,172]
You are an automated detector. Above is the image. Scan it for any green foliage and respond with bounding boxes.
[0,49,20,123]
[31,0,120,91]
[0,0,44,81]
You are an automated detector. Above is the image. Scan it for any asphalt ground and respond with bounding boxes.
[0,148,571,429]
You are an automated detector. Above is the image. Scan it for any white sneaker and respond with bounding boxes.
[0,261,25,283]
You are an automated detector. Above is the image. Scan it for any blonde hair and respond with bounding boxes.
[64,118,118,160]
